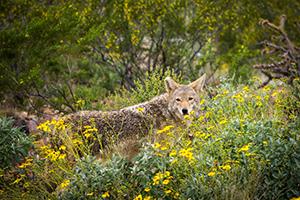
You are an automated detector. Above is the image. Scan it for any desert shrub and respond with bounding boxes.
[0,117,32,169]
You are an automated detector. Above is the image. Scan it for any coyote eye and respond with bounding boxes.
[176,98,181,102]
[188,97,194,101]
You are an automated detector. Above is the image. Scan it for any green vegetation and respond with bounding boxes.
[1,76,300,199]
[0,117,32,170]
[1,0,299,111]
[1,0,300,199]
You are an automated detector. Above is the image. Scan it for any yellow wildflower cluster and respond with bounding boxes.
[37,119,67,133]
[194,131,210,140]
[157,125,174,134]
[152,171,172,186]
[137,107,145,113]
[179,148,195,162]
[18,157,33,169]
[238,143,251,152]
[72,138,83,146]
[101,191,110,198]
[219,164,231,171]
[59,179,70,189]
[219,118,227,125]
[242,86,250,93]
[153,140,170,152]
[290,196,300,200]
[40,145,67,162]
[133,194,151,200]
[232,93,244,103]
[82,125,98,139]
[208,163,232,177]
[208,171,216,177]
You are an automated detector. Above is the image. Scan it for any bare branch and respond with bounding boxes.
[254,15,300,88]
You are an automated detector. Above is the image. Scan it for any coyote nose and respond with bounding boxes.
[182,108,188,115]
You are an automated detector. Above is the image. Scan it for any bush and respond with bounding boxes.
[0,117,32,169]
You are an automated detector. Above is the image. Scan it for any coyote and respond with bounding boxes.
[65,74,206,149]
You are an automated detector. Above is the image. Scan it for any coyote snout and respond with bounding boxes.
[165,74,206,121]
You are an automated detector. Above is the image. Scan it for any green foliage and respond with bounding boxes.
[1,0,299,110]
[59,156,131,200]
[0,117,32,169]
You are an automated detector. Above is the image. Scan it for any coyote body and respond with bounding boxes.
[65,74,206,146]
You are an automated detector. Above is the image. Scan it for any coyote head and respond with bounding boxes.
[165,74,206,121]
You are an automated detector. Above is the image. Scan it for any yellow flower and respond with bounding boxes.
[87,192,93,196]
[59,145,66,151]
[12,176,24,184]
[18,158,33,169]
[137,107,145,112]
[157,125,174,134]
[37,121,51,132]
[220,164,231,171]
[208,171,216,177]
[219,119,227,125]
[134,194,143,200]
[23,182,30,188]
[152,172,166,185]
[242,86,250,92]
[222,89,229,95]
[232,93,244,103]
[102,191,110,198]
[164,190,172,194]
[84,125,92,129]
[144,187,150,192]
[58,153,66,160]
[290,197,300,200]
[179,148,195,161]
[160,146,168,151]
[262,85,270,92]
[144,196,151,200]
[271,91,278,97]
[256,101,263,107]
[84,132,92,139]
[60,179,70,189]
[169,150,177,157]
[162,179,170,185]
[184,114,191,120]
[154,143,161,149]
[238,144,250,152]
[200,99,205,105]
[165,171,170,177]
[72,139,83,145]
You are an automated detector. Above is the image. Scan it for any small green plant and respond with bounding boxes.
[0,117,32,169]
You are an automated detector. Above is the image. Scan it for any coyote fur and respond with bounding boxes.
[65,74,206,147]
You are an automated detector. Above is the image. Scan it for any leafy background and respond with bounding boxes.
[0,0,300,199]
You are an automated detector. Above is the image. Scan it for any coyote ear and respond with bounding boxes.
[165,77,179,93]
[189,73,206,92]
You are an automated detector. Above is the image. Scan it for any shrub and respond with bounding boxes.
[0,117,32,170]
